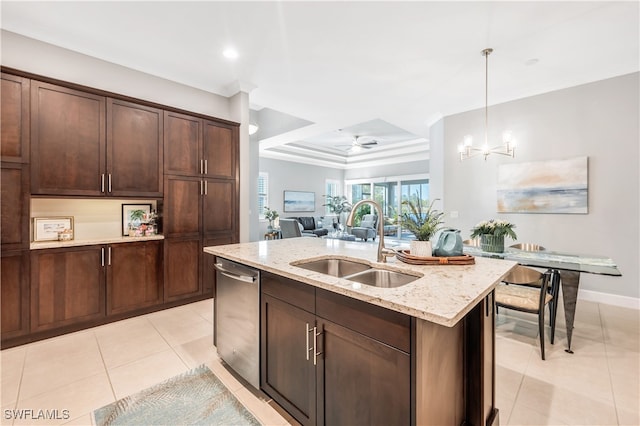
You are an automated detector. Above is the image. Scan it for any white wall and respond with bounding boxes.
[1,30,232,120]
[258,157,344,237]
[442,73,639,301]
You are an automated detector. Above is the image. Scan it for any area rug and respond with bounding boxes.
[93,364,260,426]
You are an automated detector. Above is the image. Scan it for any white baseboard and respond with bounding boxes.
[578,289,640,310]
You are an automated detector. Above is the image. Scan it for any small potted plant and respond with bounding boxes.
[322,195,352,224]
[470,219,517,253]
[128,209,146,237]
[263,207,279,231]
[400,198,445,257]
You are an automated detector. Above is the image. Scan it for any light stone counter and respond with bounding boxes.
[30,234,164,250]
[204,237,517,327]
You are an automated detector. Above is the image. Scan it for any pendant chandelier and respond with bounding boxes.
[458,48,515,161]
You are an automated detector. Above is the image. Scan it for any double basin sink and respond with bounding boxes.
[291,257,421,288]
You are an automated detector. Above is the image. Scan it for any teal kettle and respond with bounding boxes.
[432,229,463,257]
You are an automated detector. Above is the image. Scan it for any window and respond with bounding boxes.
[258,172,269,220]
[325,179,340,215]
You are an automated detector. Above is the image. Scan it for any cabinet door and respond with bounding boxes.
[203,120,237,179]
[1,163,29,250]
[164,237,201,301]
[317,318,411,426]
[107,99,163,197]
[164,176,201,238]
[30,81,106,196]
[107,241,162,315]
[1,250,30,340]
[1,73,30,163]
[30,246,106,332]
[164,111,201,176]
[261,294,317,426]
[202,235,234,295]
[202,180,235,235]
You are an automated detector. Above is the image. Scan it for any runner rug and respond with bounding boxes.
[93,364,260,426]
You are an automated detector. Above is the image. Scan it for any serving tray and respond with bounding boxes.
[395,250,475,265]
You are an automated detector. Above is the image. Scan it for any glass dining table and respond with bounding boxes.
[464,245,622,353]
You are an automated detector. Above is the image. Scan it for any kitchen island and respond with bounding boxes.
[204,237,516,426]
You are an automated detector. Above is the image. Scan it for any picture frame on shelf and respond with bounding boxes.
[121,203,152,236]
[33,217,74,242]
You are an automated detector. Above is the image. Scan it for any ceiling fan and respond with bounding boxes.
[335,135,379,152]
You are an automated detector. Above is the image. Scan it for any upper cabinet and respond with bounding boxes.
[30,81,163,197]
[1,73,30,163]
[164,111,237,180]
[107,98,163,197]
[31,81,106,196]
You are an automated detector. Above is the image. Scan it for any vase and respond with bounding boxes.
[480,234,504,253]
[410,240,433,257]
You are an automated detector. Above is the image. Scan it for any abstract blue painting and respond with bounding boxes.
[497,156,588,214]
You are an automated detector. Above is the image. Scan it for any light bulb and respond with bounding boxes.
[464,135,473,147]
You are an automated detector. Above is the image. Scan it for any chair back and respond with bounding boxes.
[279,218,302,238]
[360,214,377,229]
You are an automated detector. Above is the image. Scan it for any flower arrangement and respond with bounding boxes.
[322,195,352,215]
[470,219,517,240]
[400,198,445,241]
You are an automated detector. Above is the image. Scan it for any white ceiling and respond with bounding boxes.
[2,1,638,168]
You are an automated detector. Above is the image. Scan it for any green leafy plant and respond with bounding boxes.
[129,209,146,222]
[322,195,352,215]
[263,207,279,222]
[470,219,517,240]
[400,198,444,241]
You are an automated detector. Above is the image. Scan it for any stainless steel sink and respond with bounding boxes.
[292,257,421,288]
[346,269,421,288]
[292,258,372,277]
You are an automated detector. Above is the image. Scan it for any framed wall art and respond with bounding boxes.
[497,156,588,214]
[33,217,74,242]
[283,190,315,212]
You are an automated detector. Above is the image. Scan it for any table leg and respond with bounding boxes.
[558,270,580,353]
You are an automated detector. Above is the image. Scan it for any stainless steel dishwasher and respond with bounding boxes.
[214,258,260,390]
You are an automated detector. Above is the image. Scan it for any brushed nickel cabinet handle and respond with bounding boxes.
[313,326,322,366]
[306,323,312,361]
[204,159,208,175]
[108,174,112,193]
[200,159,204,175]
[200,180,204,196]
[205,180,208,195]
[108,246,111,266]
[101,174,105,193]
[101,247,105,267]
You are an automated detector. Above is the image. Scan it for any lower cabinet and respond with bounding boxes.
[261,271,411,426]
[29,240,163,334]
[107,240,163,315]
[164,237,202,301]
[30,245,106,332]
[1,250,30,341]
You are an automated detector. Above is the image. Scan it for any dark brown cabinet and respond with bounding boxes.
[107,98,163,197]
[30,246,106,332]
[107,241,163,315]
[1,73,30,163]
[261,272,411,426]
[1,250,30,342]
[164,112,237,180]
[30,81,106,196]
[164,237,201,301]
[30,81,163,197]
[1,163,30,251]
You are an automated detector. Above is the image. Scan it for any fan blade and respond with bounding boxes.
[359,140,378,146]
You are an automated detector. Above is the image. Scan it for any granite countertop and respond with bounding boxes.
[30,234,165,250]
[204,237,516,327]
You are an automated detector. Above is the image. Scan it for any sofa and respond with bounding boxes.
[289,216,329,237]
[350,214,377,241]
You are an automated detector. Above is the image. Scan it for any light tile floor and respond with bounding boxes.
[1,297,638,425]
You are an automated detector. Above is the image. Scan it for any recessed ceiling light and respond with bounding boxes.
[223,47,238,60]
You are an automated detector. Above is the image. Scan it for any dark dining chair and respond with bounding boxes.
[509,243,560,342]
[495,266,554,360]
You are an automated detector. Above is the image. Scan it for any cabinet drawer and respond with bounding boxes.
[316,287,411,353]
[261,272,315,313]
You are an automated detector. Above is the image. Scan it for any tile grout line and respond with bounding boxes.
[599,303,622,426]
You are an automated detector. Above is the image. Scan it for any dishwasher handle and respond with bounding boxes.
[214,263,257,283]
